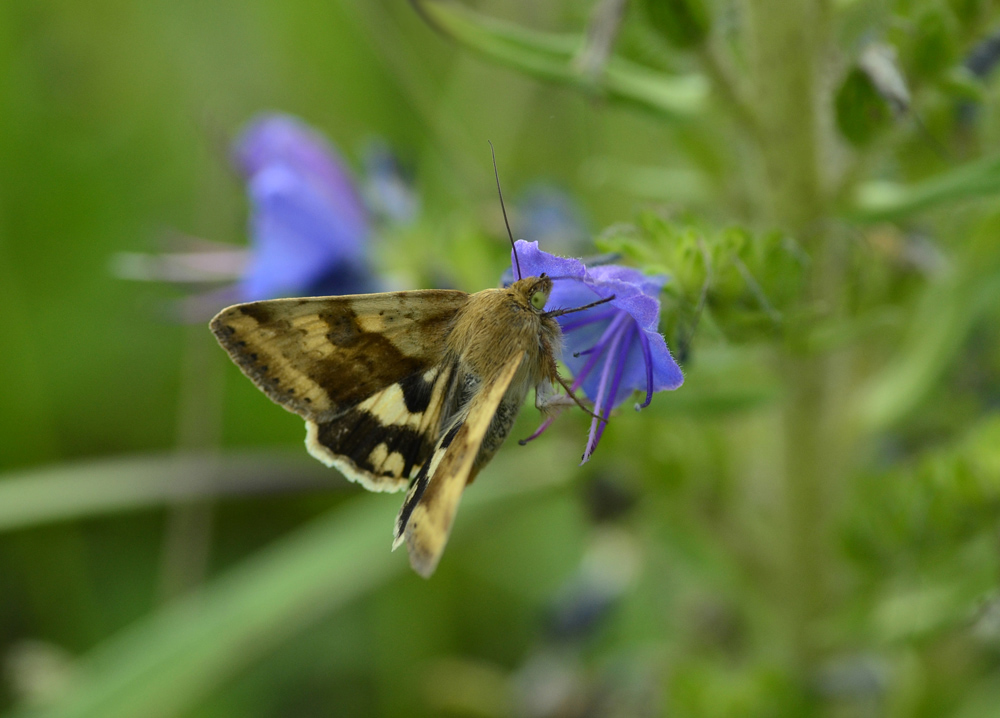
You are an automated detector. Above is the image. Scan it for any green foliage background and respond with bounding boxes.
[3,0,1000,715]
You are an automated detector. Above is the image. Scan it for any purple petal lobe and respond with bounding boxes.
[512,240,588,289]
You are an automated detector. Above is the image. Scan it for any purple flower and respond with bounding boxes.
[233,113,374,300]
[114,114,377,321]
[513,240,683,462]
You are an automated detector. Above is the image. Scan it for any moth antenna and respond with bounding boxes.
[489,140,521,281]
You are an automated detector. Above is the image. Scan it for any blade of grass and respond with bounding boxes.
[5,496,401,718]
[0,451,335,532]
[858,217,1000,431]
[850,153,1000,221]
[858,273,1000,430]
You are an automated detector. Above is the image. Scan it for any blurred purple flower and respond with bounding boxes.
[513,240,683,462]
[233,113,374,300]
[113,113,376,321]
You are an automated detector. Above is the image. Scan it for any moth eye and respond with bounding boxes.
[530,291,546,310]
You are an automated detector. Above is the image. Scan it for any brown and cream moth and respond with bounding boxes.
[210,274,569,577]
[211,146,614,577]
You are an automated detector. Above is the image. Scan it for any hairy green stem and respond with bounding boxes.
[743,0,838,687]
[744,0,824,233]
[697,43,761,143]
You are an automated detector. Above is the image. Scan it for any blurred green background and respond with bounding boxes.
[4,0,1000,716]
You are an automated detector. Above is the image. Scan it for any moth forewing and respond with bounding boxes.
[395,350,526,577]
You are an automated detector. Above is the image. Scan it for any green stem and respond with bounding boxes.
[158,326,227,601]
[743,0,837,687]
[697,42,761,143]
[743,0,824,233]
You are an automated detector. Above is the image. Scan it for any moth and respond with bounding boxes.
[210,154,608,577]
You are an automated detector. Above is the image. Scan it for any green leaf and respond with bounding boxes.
[6,497,401,718]
[858,216,1000,430]
[910,8,958,78]
[874,583,976,643]
[859,274,1000,430]
[940,66,984,102]
[413,0,707,119]
[850,154,1000,221]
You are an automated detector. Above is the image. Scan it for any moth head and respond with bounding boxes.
[509,274,553,314]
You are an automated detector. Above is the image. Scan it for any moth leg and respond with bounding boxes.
[535,379,575,418]
[548,372,608,424]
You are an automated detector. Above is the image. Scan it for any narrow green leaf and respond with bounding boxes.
[5,496,401,718]
[859,272,1000,430]
[0,452,334,533]
[858,213,1000,430]
[874,583,976,643]
[414,0,707,119]
[850,154,1000,221]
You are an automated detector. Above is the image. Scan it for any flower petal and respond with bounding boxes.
[507,238,683,460]
[512,239,588,284]
[586,266,666,330]
[582,322,634,462]
[614,328,683,407]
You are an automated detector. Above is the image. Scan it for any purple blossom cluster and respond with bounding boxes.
[512,240,683,462]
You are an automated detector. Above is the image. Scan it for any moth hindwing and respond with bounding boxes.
[210,276,562,576]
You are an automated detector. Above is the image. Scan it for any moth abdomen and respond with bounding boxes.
[476,398,522,471]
